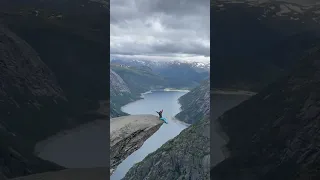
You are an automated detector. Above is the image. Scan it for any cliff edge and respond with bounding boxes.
[110,115,163,175]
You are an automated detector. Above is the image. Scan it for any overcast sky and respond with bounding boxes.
[110,0,210,62]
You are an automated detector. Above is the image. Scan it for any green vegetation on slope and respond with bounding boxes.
[110,95,134,117]
[111,64,166,95]
[176,79,210,124]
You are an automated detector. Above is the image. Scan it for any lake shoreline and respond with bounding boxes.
[211,91,256,161]
[34,119,107,158]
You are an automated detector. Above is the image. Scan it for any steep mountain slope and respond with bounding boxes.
[155,62,209,89]
[176,79,210,124]
[0,0,109,114]
[0,25,64,179]
[211,48,320,180]
[110,70,131,117]
[211,0,320,91]
[123,82,210,180]
[0,0,109,178]
[111,64,165,94]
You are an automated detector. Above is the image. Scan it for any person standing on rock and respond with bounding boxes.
[156,109,163,118]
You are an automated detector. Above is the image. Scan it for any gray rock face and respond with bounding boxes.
[110,70,130,97]
[123,117,210,180]
[211,48,320,180]
[110,115,164,175]
[110,70,132,117]
[176,79,210,124]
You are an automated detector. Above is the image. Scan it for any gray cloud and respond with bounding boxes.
[110,0,210,62]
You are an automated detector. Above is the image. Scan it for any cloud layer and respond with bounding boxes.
[110,0,210,62]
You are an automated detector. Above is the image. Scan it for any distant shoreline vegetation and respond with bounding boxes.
[211,88,257,96]
[163,88,190,92]
[149,88,190,92]
[140,88,190,98]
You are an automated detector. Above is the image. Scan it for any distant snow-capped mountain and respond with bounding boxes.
[110,58,210,72]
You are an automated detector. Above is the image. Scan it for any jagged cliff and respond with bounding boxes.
[110,115,163,175]
[176,79,210,124]
[211,48,320,180]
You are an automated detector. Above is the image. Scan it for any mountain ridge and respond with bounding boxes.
[211,48,320,180]
[175,79,210,124]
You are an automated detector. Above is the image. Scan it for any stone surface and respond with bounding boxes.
[110,115,163,175]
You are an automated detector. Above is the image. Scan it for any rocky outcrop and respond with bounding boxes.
[176,79,210,124]
[10,167,108,180]
[110,115,164,175]
[211,48,320,180]
[123,83,211,180]
[123,116,210,180]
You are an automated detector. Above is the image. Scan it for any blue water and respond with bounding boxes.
[111,90,189,180]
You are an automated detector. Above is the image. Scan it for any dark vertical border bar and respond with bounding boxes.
[106,0,111,179]
[210,0,215,179]
[210,0,214,179]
